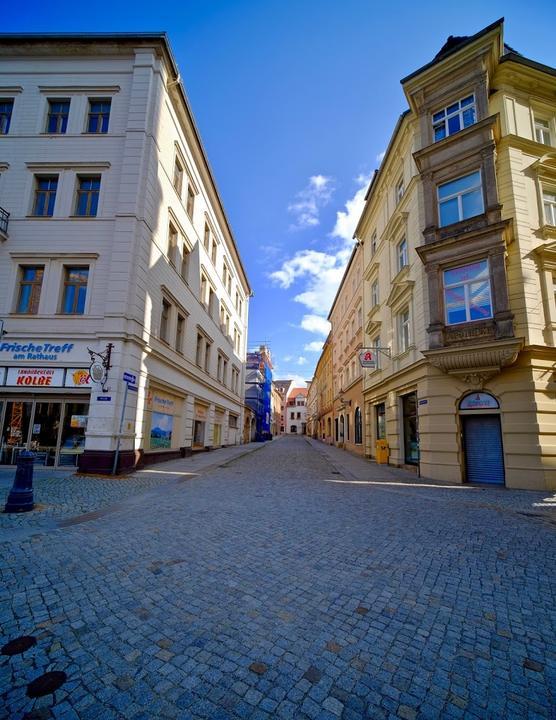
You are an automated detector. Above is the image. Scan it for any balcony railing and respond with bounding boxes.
[0,206,8,237]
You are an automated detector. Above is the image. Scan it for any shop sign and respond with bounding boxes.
[70,415,88,429]
[6,367,65,387]
[147,390,176,415]
[0,367,5,386]
[194,404,208,421]
[358,349,377,369]
[459,392,499,411]
[65,368,93,387]
[0,341,76,362]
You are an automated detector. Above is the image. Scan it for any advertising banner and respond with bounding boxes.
[6,367,65,387]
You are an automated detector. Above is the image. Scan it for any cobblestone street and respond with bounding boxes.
[1,436,556,720]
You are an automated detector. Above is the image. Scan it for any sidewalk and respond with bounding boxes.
[305,435,556,518]
[305,436,428,483]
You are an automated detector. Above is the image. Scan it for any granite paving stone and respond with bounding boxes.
[1,436,555,718]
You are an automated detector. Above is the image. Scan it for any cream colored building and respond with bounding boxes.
[355,19,556,489]
[328,245,365,454]
[307,335,334,443]
[0,34,250,472]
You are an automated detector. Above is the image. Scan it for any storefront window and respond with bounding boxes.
[375,403,386,440]
[59,402,88,466]
[1,401,32,464]
[150,411,173,449]
[30,402,61,466]
[402,393,419,465]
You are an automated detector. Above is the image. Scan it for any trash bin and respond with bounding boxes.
[375,439,389,464]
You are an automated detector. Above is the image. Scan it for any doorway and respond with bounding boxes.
[462,415,504,485]
[401,392,419,465]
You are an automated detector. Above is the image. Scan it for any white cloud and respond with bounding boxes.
[304,340,324,352]
[275,373,309,389]
[288,174,334,230]
[283,355,293,362]
[376,150,386,164]
[331,173,371,243]
[300,314,330,336]
[296,356,307,366]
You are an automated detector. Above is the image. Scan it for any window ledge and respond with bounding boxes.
[392,345,415,361]
[68,215,98,220]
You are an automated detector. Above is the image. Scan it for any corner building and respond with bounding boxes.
[356,19,556,489]
[0,34,251,472]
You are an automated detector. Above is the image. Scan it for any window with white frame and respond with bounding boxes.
[46,99,69,134]
[443,260,493,325]
[432,94,476,142]
[62,267,89,314]
[181,243,190,282]
[186,184,195,219]
[438,171,483,227]
[173,156,183,197]
[398,308,410,352]
[543,190,556,226]
[87,99,110,134]
[371,280,379,307]
[168,223,178,266]
[397,238,408,272]
[535,117,552,146]
[16,266,44,314]
[396,177,404,204]
[0,99,14,135]
[203,222,210,250]
[160,298,171,342]
[176,314,185,353]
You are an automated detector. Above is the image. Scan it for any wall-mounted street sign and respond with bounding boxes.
[97,396,112,402]
[123,371,137,387]
[358,349,377,369]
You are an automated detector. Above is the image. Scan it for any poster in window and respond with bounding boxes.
[150,411,173,449]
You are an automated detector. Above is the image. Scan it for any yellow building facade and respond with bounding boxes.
[355,19,556,490]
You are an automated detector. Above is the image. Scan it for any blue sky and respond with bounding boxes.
[4,0,555,385]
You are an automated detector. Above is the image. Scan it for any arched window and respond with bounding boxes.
[355,407,362,444]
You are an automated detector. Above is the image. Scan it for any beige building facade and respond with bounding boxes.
[329,245,365,455]
[0,34,250,473]
[355,19,556,490]
[306,335,333,442]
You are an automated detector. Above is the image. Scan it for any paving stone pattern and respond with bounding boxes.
[0,469,170,532]
[1,436,555,719]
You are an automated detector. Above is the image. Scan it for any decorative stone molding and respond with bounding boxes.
[422,337,523,384]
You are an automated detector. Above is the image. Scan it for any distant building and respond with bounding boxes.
[328,244,365,454]
[307,335,333,443]
[286,388,308,434]
[274,379,293,433]
[244,345,272,440]
[270,383,283,436]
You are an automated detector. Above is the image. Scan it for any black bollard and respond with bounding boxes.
[4,450,35,513]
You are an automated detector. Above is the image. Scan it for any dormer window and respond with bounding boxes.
[432,94,476,142]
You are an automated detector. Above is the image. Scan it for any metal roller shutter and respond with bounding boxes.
[463,415,505,485]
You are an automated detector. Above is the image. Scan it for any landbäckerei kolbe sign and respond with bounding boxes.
[0,341,76,361]
[6,367,65,387]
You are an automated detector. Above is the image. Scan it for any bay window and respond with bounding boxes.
[443,260,492,325]
[432,94,476,142]
[438,171,483,227]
